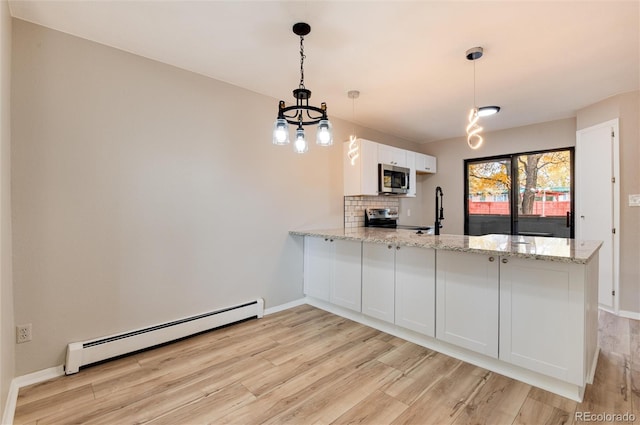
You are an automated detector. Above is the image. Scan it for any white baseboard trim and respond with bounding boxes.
[618,310,640,320]
[264,298,306,316]
[1,299,307,424]
[2,365,64,425]
[305,297,588,402]
[1,380,18,425]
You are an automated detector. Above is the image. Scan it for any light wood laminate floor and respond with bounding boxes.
[14,305,640,424]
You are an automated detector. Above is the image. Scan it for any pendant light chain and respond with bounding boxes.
[299,35,306,89]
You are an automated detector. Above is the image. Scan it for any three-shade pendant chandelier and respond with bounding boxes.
[465,46,500,149]
[272,22,333,153]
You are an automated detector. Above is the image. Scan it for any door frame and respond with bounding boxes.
[575,118,620,313]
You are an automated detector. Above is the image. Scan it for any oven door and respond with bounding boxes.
[378,164,410,194]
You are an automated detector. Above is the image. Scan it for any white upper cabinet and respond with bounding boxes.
[343,138,435,197]
[415,152,437,174]
[343,138,379,197]
[378,144,407,167]
[406,151,416,197]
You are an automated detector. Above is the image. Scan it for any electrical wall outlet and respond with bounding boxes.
[629,194,640,207]
[16,324,32,344]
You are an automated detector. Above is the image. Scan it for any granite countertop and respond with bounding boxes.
[289,228,602,264]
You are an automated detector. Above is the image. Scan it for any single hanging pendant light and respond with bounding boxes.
[465,47,500,149]
[272,22,333,153]
[347,90,360,165]
[466,47,484,150]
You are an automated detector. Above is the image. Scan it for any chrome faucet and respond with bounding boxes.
[435,186,444,235]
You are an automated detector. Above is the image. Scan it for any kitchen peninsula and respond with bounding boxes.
[290,228,602,401]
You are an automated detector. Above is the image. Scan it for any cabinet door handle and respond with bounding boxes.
[502,258,508,264]
[396,246,400,250]
[489,256,495,262]
[330,239,334,242]
[387,245,393,249]
[324,238,328,242]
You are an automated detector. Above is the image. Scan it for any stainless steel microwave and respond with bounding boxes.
[378,163,410,194]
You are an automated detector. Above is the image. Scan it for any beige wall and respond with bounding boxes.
[417,118,577,233]
[10,19,415,375]
[1,0,14,416]
[576,91,640,314]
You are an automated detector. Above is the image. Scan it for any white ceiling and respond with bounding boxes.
[8,1,640,143]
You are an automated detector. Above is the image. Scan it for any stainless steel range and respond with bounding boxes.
[365,208,433,233]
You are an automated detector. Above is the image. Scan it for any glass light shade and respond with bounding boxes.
[272,118,290,145]
[315,119,333,146]
[293,128,308,153]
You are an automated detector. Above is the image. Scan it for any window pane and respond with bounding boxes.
[467,158,512,235]
[516,150,572,237]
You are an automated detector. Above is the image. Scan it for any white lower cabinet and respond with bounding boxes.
[362,243,396,323]
[395,246,436,336]
[304,236,362,312]
[303,236,332,302]
[499,257,591,385]
[436,250,596,383]
[331,239,363,312]
[362,243,436,335]
[436,250,499,358]
[302,232,598,400]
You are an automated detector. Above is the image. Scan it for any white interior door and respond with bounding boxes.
[576,119,619,311]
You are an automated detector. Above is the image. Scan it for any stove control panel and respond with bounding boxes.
[366,208,399,220]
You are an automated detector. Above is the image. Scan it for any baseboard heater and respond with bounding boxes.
[65,298,264,375]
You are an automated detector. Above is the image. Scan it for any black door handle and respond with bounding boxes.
[566,211,571,227]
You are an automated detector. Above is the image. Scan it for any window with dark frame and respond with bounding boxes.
[464,148,574,238]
